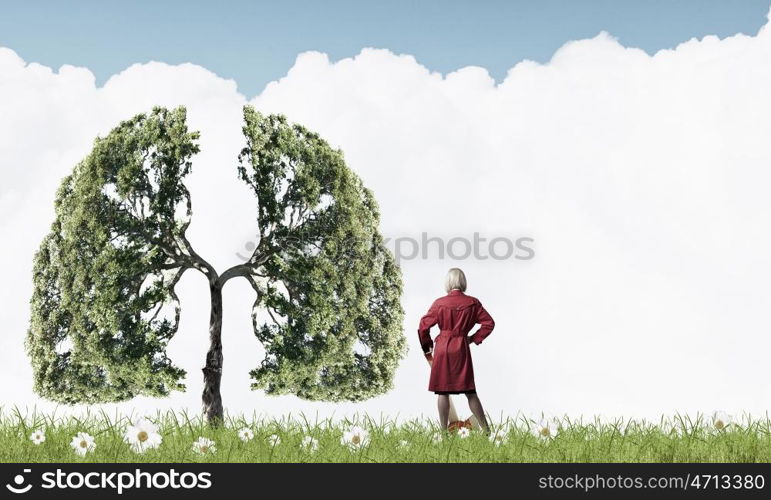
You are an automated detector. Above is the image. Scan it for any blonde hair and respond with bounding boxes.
[444,267,467,292]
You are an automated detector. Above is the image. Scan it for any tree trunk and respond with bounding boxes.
[202,282,224,426]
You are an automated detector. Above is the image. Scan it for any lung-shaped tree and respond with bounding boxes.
[26,105,406,424]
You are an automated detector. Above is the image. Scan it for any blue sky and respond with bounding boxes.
[2,0,770,97]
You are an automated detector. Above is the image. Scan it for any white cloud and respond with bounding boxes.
[3,11,771,423]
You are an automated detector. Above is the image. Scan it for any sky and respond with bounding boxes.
[1,0,771,97]
[3,2,771,426]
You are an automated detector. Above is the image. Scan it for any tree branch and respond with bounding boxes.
[176,231,218,285]
[242,273,284,332]
[217,264,253,287]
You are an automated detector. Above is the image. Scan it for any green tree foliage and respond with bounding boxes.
[239,107,406,401]
[26,105,407,421]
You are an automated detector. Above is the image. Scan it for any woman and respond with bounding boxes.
[417,267,495,434]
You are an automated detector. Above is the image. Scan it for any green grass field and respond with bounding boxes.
[2,408,769,463]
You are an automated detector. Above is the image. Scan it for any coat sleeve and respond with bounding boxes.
[417,301,439,354]
[469,300,495,345]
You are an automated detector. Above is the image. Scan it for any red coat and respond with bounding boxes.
[417,289,495,392]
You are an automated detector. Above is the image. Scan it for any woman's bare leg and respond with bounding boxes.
[466,392,490,434]
[437,395,450,430]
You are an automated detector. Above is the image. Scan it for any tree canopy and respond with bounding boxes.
[239,107,406,401]
[26,105,407,413]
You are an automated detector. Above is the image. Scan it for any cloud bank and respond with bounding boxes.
[3,12,771,423]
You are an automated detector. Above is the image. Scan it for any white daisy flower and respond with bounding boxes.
[532,418,559,440]
[123,418,162,454]
[489,432,508,446]
[431,432,443,444]
[341,425,370,450]
[237,428,255,442]
[301,435,319,453]
[70,432,96,456]
[192,437,216,455]
[267,433,281,446]
[29,429,45,445]
[457,427,471,438]
[382,425,393,436]
[711,411,732,432]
